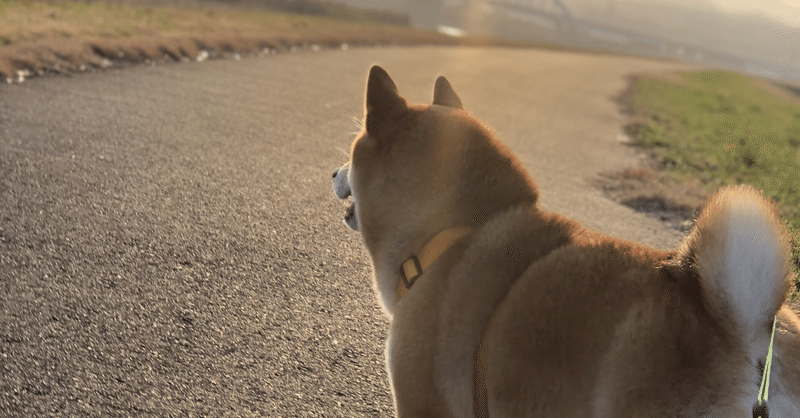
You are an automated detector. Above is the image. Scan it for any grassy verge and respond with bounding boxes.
[622,70,800,300]
[0,0,520,80]
[0,0,401,45]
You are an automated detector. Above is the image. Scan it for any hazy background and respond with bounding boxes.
[326,0,800,82]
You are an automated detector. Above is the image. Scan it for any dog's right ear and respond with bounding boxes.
[433,76,463,109]
[365,65,407,135]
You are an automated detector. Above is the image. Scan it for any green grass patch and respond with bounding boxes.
[626,70,800,299]
[789,223,800,300]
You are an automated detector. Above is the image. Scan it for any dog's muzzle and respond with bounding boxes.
[332,161,358,231]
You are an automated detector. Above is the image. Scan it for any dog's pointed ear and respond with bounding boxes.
[365,65,407,135]
[432,76,463,109]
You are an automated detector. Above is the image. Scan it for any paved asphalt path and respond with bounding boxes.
[1,46,692,416]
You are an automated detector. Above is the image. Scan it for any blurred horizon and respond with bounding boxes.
[330,0,800,27]
[327,0,800,83]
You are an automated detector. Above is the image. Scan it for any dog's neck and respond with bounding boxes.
[395,226,472,300]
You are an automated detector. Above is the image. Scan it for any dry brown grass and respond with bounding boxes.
[0,0,526,81]
[0,28,487,79]
[593,165,710,232]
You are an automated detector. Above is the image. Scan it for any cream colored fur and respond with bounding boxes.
[331,66,800,417]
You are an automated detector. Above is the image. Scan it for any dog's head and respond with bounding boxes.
[332,66,538,295]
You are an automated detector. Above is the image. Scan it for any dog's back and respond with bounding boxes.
[483,186,800,417]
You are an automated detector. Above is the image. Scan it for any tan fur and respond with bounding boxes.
[332,66,800,417]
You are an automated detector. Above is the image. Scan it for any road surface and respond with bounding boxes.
[0,46,690,416]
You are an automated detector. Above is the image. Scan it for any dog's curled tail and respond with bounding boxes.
[679,185,792,344]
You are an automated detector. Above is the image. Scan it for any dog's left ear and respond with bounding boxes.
[365,65,407,135]
[432,76,463,109]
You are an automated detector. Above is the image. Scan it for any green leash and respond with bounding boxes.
[753,315,777,418]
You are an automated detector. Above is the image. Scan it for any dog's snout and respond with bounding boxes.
[332,168,339,178]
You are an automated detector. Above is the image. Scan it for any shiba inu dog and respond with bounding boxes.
[332,65,800,417]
